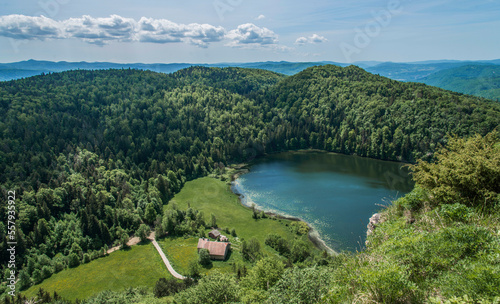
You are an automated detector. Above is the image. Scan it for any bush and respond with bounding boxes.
[198,249,212,267]
[174,271,240,304]
[54,261,65,273]
[32,269,42,284]
[289,221,309,235]
[188,260,201,279]
[242,238,261,262]
[440,203,474,222]
[40,265,53,280]
[154,277,192,298]
[241,256,284,291]
[68,253,80,268]
[265,234,290,257]
[410,132,500,210]
[268,267,332,304]
[290,240,310,263]
[83,253,91,264]
[359,260,420,303]
[136,224,151,243]
[395,186,428,211]
[120,232,129,248]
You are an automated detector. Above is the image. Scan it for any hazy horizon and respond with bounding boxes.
[2,58,499,65]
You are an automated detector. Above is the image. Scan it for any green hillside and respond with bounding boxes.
[421,65,500,101]
[22,244,172,301]
[264,65,500,162]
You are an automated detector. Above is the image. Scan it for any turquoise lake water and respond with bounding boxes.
[231,151,414,252]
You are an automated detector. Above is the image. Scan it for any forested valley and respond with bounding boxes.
[0,65,499,303]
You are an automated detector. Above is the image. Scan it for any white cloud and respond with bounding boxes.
[0,14,225,47]
[64,15,136,45]
[256,14,266,20]
[295,33,327,45]
[0,14,291,50]
[0,15,61,40]
[225,23,278,48]
[310,34,327,43]
[137,17,225,47]
[295,36,308,45]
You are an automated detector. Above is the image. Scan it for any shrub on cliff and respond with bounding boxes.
[410,131,500,211]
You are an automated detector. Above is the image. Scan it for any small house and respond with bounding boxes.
[197,238,230,260]
[209,229,221,239]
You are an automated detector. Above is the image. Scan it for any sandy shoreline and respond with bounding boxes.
[229,167,338,256]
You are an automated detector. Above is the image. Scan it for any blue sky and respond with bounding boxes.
[0,0,498,63]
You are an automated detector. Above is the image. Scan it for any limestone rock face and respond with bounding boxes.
[366,213,381,237]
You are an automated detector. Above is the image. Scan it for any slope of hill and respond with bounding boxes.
[263,65,500,162]
[421,65,500,101]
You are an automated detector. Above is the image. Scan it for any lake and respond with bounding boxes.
[231,151,414,252]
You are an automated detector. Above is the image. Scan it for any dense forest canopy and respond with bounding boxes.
[0,65,499,303]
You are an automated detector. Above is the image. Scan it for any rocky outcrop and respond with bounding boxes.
[366,213,381,237]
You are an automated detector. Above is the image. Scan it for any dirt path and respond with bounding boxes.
[148,233,187,280]
[105,232,187,280]
[106,235,144,254]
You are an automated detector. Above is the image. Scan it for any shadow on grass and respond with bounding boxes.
[224,248,233,261]
[202,263,214,270]
[120,245,132,251]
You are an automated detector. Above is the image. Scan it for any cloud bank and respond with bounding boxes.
[0,14,278,48]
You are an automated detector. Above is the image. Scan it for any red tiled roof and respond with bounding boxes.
[197,238,229,257]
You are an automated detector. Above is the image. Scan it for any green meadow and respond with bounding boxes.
[165,176,305,245]
[22,243,172,301]
[160,176,314,273]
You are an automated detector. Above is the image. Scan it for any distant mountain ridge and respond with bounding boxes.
[0,59,345,79]
[420,65,500,100]
[1,59,499,100]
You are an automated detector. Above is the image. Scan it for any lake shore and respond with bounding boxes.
[229,166,338,255]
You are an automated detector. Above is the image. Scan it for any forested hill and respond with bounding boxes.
[264,65,500,161]
[0,67,282,187]
[172,66,286,96]
[1,65,499,189]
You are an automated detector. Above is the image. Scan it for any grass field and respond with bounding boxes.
[161,177,314,273]
[23,243,172,301]
[158,237,199,275]
[22,176,313,301]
